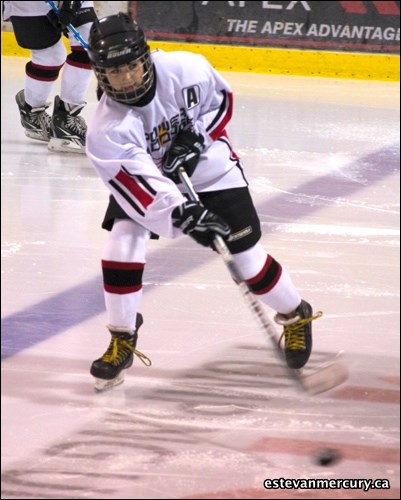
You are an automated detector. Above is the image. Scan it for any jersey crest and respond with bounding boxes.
[182,85,200,110]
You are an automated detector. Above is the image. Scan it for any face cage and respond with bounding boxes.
[95,52,154,105]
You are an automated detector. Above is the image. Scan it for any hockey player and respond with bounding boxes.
[85,13,322,391]
[3,1,97,153]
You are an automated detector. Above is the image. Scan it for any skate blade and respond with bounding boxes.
[48,137,85,154]
[25,130,49,142]
[93,372,125,393]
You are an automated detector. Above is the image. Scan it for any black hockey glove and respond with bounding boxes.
[172,201,231,248]
[162,130,205,183]
[47,1,82,34]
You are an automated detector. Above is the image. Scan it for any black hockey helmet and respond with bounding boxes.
[87,12,154,104]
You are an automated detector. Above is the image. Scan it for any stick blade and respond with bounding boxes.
[298,361,349,395]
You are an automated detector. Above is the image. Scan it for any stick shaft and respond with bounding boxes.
[177,167,282,354]
[45,0,89,49]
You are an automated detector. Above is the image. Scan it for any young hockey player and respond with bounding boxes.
[85,13,322,391]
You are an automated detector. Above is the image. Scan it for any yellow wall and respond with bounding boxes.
[1,31,399,81]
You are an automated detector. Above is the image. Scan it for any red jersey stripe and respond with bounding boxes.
[209,92,233,141]
[115,170,154,208]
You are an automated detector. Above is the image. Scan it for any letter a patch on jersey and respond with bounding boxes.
[182,85,200,110]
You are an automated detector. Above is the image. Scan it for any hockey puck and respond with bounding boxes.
[314,448,341,466]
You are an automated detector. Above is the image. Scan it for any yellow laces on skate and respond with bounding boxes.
[279,311,323,350]
[103,337,152,367]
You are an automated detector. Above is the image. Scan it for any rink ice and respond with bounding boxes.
[1,56,400,499]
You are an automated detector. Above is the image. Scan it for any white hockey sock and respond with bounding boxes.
[233,243,301,314]
[101,220,149,330]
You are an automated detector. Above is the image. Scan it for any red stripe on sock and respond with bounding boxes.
[102,260,144,270]
[246,255,273,286]
[104,284,142,294]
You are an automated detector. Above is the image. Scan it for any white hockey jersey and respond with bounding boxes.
[3,1,93,19]
[86,50,247,239]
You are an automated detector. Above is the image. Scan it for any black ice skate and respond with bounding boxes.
[48,95,87,154]
[275,300,322,370]
[15,89,51,142]
[90,313,151,392]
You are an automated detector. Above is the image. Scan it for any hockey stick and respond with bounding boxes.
[45,0,89,49]
[178,167,349,395]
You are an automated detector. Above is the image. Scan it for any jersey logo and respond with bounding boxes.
[182,85,200,110]
[228,226,253,242]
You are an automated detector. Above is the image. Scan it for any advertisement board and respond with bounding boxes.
[130,1,400,53]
